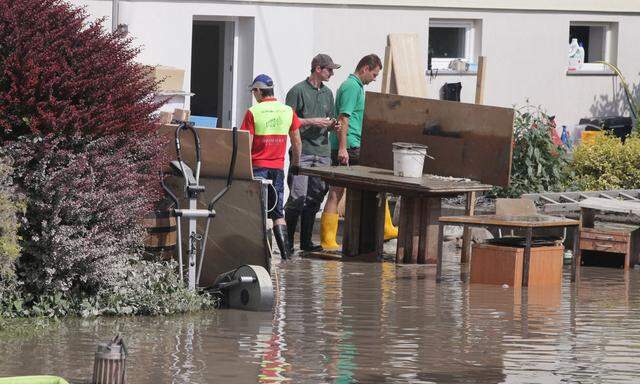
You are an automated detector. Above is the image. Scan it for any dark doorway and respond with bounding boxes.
[191,21,225,127]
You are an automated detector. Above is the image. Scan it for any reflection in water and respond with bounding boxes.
[1,261,640,383]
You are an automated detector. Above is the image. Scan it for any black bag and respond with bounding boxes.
[441,82,462,101]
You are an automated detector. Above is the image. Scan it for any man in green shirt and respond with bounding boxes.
[321,54,398,250]
[284,54,341,252]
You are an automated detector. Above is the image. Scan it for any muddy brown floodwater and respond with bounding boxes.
[2,256,640,383]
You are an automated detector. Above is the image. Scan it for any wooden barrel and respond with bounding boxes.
[143,210,177,260]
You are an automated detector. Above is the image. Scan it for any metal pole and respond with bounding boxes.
[188,198,197,290]
[111,0,119,32]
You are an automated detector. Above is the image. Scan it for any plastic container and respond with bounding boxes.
[561,125,571,148]
[392,142,429,178]
[568,38,581,70]
[577,42,585,68]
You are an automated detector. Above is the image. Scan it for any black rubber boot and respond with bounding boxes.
[300,211,323,252]
[284,210,299,253]
[273,224,292,260]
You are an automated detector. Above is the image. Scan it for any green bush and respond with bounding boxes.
[571,133,640,190]
[492,105,571,197]
[0,155,23,282]
[0,261,217,320]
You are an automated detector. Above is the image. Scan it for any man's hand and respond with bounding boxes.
[313,117,334,128]
[337,148,349,165]
[328,118,341,132]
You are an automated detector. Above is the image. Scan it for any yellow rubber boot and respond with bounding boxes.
[383,199,398,241]
[320,212,341,251]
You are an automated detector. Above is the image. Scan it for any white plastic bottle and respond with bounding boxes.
[568,38,580,70]
[577,42,585,69]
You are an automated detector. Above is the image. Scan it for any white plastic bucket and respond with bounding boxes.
[392,142,429,178]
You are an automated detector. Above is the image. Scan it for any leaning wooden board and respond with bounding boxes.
[158,124,253,180]
[165,177,271,287]
[359,92,515,187]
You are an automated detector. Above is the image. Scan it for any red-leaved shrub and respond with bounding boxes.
[0,0,158,138]
[0,0,166,295]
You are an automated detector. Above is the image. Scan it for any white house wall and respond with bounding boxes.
[72,1,640,128]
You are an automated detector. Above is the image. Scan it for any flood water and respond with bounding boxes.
[2,255,640,383]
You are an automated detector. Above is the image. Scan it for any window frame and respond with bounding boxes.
[568,21,617,74]
[428,19,476,71]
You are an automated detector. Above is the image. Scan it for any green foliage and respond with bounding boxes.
[0,155,24,281]
[0,261,217,320]
[571,133,640,190]
[493,105,571,197]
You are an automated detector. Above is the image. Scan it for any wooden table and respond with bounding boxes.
[300,165,491,262]
[437,214,579,286]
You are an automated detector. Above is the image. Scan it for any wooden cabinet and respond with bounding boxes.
[578,226,639,269]
[470,243,564,287]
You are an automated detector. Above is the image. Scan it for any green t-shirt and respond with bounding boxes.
[285,78,336,156]
[330,74,365,150]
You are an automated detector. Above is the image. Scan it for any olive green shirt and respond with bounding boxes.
[330,74,365,150]
[285,79,336,157]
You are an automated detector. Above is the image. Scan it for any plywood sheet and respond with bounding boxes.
[388,33,428,98]
[359,92,515,187]
[159,124,253,180]
[496,198,537,216]
[166,177,270,287]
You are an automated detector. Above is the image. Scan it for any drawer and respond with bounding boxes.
[580,228,629,243]
[579,238,628,254]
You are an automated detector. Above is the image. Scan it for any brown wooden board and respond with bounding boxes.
[158,124,253,180]
[438,214,579,228]
[359,92,515,187]
[165,177,270,287]
[301,165,491,195]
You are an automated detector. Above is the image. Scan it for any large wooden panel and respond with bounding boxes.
[166,177,270,287]
[388,33,428,98]
[158,124,253,180]
[359,92,515,187]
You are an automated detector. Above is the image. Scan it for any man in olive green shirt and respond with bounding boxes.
[284,54,341,252]
[321,54,398,251]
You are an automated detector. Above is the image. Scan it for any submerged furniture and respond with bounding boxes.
[575,198,640,278]
[470,242,564,287]
[437,214,579,286]
[300,165,491,262]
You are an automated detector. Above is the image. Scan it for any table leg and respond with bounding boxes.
[571,226,580,282]
[358,190,385,260]
[396,195,410,263]
[419,197,442,264]
[409,198,421,263]
[436,222,444,282]
[342,188,362,257]
[461,191,476,263]
[522,227,533,287]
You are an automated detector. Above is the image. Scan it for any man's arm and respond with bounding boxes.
[299,117,333,128]
[337,113,350,165]
[239,110,254,138]
[289,129,302,167]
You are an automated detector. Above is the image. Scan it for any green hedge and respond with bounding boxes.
[571,133,640,191]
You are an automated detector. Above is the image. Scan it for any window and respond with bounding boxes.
[428,19,480,71]
[568,22,617,73]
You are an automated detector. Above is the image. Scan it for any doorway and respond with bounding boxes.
[190,20,234,128]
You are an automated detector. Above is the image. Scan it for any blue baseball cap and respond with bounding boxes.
[249,74,274,90]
